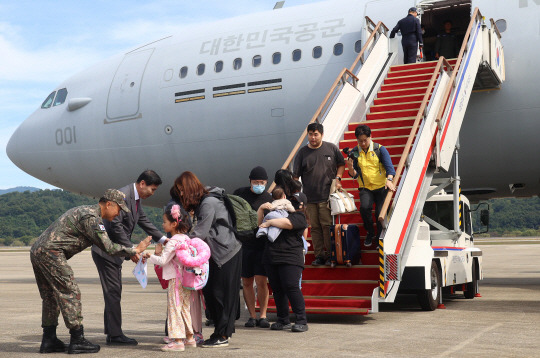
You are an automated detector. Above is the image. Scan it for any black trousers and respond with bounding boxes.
[264,264,307,325]
[359,187,387,238]
[203,249,242,338]
[402,40,418,64]
[91,251,123,337]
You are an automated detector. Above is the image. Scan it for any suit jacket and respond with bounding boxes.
[390,14,423,45]
[92,183,163,265]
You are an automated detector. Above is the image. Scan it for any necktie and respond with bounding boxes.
[136,199,140,213]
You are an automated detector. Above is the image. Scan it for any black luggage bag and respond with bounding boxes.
[330,224,361,268]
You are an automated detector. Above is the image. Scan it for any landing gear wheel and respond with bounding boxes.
[417,261,441,311]
[330,262,337,268]
[346,262,352,268]
[464,261,477,299]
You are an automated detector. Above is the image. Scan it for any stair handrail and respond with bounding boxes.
[365,16,377,32]
[350,19,389,75]
[435,7,483,124]
[377,56,454,225]
[272,68,358,180]
[490,18,502,39]
[378,8,483,226]
[269,19,389,191]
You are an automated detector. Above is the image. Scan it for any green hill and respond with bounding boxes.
[477,197,540,237]
[0,189,163,246]
[0,186,41,195]
[0,189,538,246]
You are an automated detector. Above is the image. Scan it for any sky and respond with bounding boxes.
[0,0,317,190]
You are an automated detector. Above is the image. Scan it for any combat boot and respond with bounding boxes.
[40,325,67,353]
[68,326,100,354]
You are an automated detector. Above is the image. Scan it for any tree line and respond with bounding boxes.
[0,189,163,247]
[0,189,538,246]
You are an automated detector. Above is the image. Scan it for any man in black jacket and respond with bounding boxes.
[91,170,167,345]
[390,7,423,64]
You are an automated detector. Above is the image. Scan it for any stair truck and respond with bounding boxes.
[396,173,490,311]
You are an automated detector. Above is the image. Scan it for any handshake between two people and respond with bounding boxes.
[129,236,153,263]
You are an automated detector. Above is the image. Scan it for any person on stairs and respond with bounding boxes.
[346,125,396,247]
[390,7,423,64]
[293,122,345,266]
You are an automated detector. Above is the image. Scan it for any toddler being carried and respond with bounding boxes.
[256,186,295,242]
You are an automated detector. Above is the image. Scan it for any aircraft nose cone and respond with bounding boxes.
[6,111,56,181]
[6,126,23,169]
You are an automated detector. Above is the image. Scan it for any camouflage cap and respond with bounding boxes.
[103,189,130,213]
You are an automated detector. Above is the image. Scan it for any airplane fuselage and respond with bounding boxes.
[6,0,540,206]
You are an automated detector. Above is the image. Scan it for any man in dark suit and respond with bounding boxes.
[91,170,166,345]
[390,7,423,64]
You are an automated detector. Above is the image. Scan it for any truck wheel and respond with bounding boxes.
[464,261,477,299]
[417,261,441,311]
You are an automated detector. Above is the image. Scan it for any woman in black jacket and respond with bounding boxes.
[171,171,241,348]
[257,192,309,332]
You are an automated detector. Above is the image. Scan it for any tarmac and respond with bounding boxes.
[1,239,539,357]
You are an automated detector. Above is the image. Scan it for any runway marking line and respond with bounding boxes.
[437,322,503,357]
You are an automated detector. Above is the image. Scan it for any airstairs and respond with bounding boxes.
[263,9,504,316]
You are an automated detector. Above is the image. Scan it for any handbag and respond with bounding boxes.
[329,189,356,215]
[154,264,169,289]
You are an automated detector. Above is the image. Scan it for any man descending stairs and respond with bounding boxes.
[262,59,456,316]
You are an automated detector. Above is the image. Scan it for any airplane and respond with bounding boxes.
[6,0,540,208]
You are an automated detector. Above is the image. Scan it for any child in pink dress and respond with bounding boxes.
[146,204,195,352]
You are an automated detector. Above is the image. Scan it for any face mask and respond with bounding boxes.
[252,184,265,194]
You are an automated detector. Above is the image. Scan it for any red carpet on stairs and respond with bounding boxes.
[260,60,452,316]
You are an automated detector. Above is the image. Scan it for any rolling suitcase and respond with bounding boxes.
[330,223,361,268]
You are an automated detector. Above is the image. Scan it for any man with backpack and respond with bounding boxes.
[233,166,272,329]
[346,125,396,247]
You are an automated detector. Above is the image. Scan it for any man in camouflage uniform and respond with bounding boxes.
[30,189,152,354]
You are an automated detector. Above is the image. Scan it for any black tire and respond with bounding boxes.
[417,261,441,311]
[464,260,477,299]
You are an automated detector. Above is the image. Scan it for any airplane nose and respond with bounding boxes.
[6,125,24,169]
[6,110,59,184]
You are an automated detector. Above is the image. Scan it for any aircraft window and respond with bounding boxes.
[233,58,242,70]
[292,49,301,62]
[252,55,262,67]
[495,19,507,33]
[215,61,223,73]
[354,40,362,53]
[53,88,68,106]
[180,66,188,79]
[197,63,205,76]
[41,91,56,109]
[334,43,344,56]
[313,46,322,59]
[272,52,281,65]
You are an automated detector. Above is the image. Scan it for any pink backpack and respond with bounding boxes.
[175,237,210,291]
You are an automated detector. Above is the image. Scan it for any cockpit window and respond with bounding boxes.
[41,91,56,109]
[53,88,68,106]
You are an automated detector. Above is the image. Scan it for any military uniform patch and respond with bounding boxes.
[99,224,106,231]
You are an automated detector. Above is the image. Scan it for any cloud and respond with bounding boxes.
[0,33,104,83]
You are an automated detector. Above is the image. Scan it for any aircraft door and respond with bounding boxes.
[106,48,154,122]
